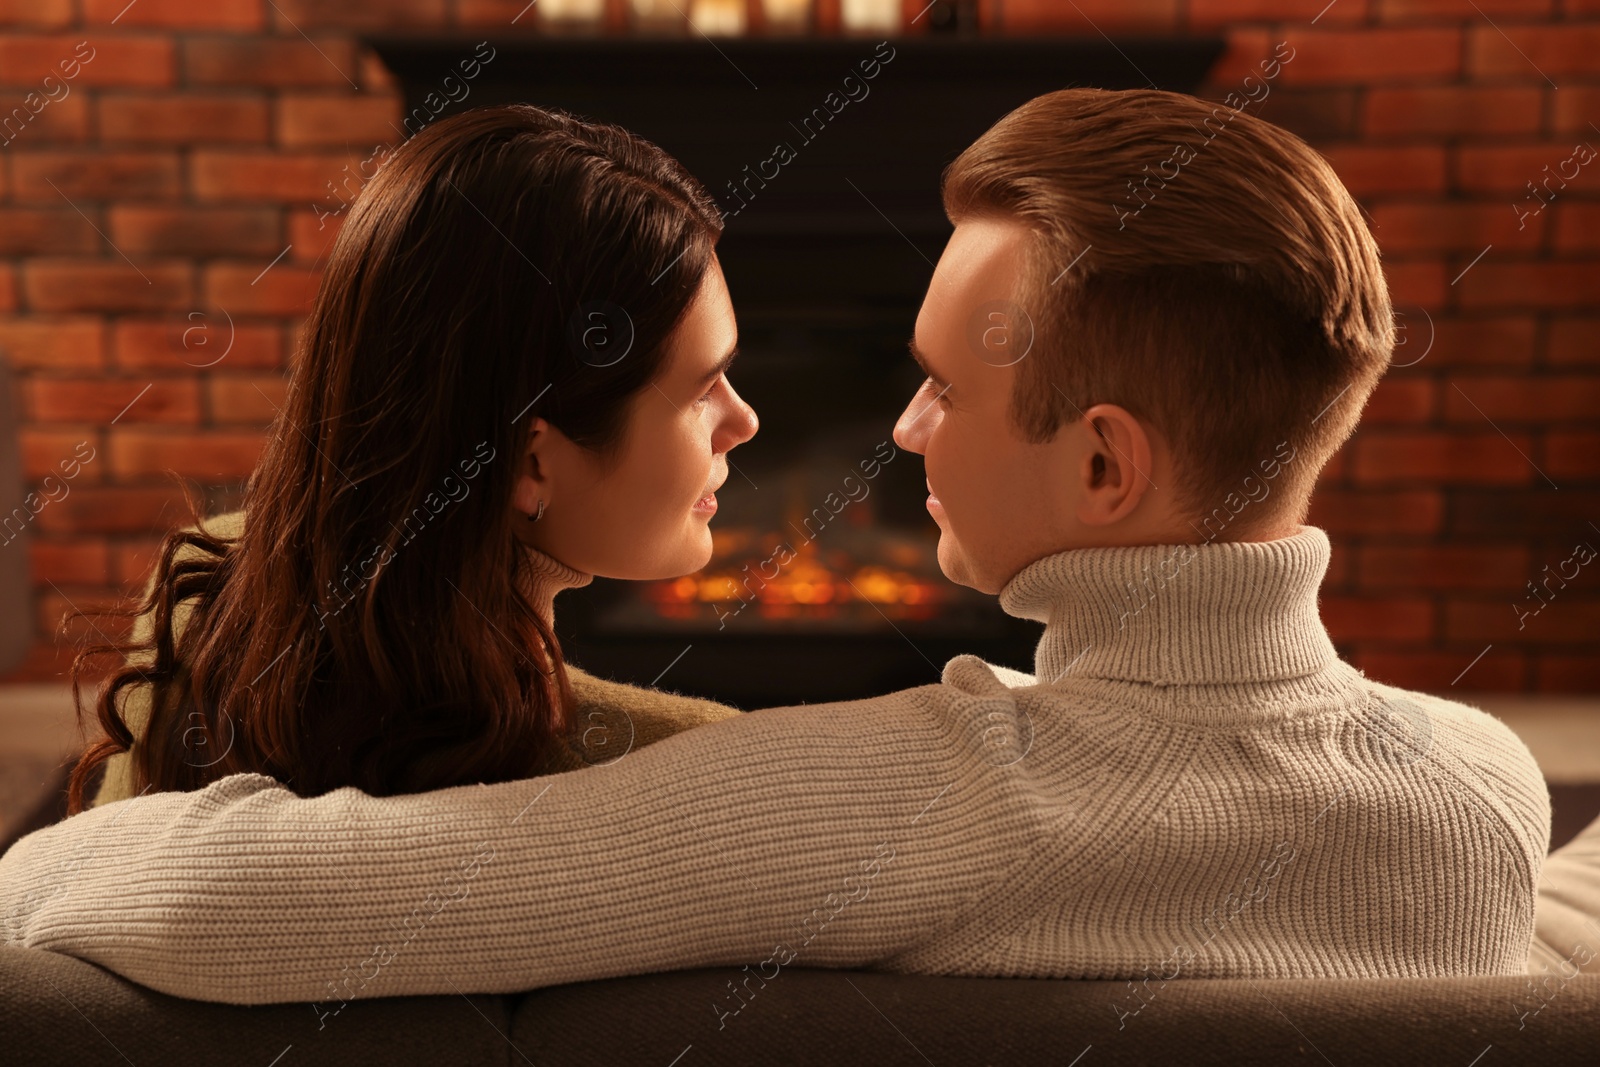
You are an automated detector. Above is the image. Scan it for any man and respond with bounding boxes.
[0,89,1549,1007]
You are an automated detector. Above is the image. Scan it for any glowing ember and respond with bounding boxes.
[643,536,945,622]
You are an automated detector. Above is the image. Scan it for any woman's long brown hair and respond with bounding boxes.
[64,104,724,812]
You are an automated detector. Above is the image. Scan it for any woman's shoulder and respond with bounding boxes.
[204,509,247,539]
[540,665,743,774]
[88,509,245,809]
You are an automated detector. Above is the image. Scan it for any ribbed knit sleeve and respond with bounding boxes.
[2,681,1046,1006]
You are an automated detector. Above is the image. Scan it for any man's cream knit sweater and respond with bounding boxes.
[0,525,1550,1005]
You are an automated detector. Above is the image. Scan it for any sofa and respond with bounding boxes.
[2,942,1597,1066]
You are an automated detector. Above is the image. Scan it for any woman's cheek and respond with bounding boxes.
[645,434,697,520]
[682,418,713,501]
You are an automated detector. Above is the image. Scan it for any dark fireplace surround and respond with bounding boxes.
[364,32,1223,708]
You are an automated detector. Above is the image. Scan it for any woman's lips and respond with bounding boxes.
[926,480,942,513]
[695,473,725,515]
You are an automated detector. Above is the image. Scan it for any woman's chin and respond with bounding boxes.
[683,523,715,572]
[644,529,715,582]
[593,521,715,583]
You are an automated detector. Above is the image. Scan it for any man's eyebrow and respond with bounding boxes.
[699,344,739,385]
[907,338,948,386]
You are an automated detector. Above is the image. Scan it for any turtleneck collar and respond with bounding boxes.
[998,525,1347,692]
[515,541,593,627]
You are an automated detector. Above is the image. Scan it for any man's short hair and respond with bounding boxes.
[943,87,1394,539]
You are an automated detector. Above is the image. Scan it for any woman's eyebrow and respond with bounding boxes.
[699,344,739,386]
[908,338,949,386]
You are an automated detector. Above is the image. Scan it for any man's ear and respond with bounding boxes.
[513,417,557,519]
[1075,403,1157,527]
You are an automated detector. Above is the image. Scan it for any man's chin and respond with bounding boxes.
[934,533,992,594]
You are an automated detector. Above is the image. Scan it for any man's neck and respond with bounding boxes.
[994,515,1302,595]
[998,525,1352,713]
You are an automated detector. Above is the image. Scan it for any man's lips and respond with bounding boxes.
[925,479,942,512]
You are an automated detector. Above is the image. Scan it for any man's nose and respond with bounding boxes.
[893,391,936,455]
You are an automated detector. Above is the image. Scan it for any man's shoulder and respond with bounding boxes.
[1366,682,1550,865]
[1373,683,1542,776]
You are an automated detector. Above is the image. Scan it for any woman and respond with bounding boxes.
[72,102,758,813]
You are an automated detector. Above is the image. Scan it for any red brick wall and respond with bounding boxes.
[0,0,1595,692]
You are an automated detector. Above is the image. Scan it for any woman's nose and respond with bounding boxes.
[717,379,758,450]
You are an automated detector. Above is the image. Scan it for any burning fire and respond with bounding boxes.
[644,534,944,622]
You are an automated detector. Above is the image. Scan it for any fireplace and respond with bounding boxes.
[366,32,1223,707]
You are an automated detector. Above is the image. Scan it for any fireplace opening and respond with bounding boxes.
[366,33,1223,706]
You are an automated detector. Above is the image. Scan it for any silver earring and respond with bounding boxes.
[527,499,545,523]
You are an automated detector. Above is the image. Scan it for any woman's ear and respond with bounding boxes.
[1074,403,1157,527]
[513,416,556,520]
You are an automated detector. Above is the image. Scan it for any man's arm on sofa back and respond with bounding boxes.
[1,680,1033,1006]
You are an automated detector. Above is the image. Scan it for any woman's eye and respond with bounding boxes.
[697,378,721,405]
